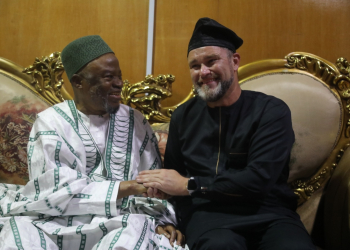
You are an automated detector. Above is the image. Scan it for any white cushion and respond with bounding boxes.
[240,72,342,182]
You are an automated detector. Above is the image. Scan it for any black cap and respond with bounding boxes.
[187,17,243,56]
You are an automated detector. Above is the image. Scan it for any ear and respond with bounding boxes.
[232,53,240,71]
[70,74,84,89]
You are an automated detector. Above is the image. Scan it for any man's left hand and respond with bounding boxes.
[156,224,185,247]
[136,169,189,196]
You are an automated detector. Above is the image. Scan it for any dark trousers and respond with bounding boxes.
[190,221,316,250]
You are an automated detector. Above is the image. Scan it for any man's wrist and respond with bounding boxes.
[186,177,197,195]
[123,180,147,196]
[131,180,147,194]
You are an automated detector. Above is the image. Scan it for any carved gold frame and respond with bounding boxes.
[22,52,72,104]
[0,53,72,106]
[0,57,51,106]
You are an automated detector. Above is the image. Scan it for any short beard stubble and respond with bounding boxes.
[194,50,235,102]
[89,82,119,114]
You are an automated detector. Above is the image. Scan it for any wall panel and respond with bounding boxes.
[1,0,349,105]
[0,0,149,97]
[154,0,350,106]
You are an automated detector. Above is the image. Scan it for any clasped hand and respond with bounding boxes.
[136,169,188,247]
[136,169,189,199]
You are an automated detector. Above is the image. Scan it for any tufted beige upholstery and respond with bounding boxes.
[240,72,342,183]
[239,71,342,238]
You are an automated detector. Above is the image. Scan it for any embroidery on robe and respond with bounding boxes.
[66,100,103,177]
[29,131,58,142]
[76,225,87,250]
[151,133,162,162]
[36,227,47,250]
[105,107,134,181]
[139,132,149,157]
[10,217,24,249]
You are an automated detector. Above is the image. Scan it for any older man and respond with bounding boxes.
[0,35,186,250]
[137,18,316,250]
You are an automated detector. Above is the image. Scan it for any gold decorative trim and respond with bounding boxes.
[160,86,196,119]
[0,71,52,107]
[285,53,350,98]
[121,74,175,123]
[121,74,196,124]
[285,52,350,138]
[285,52,350,205]
[291,145,349,205]
[23,52,69,105]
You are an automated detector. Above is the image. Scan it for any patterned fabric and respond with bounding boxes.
[151,123,170,164]
[0,95,48,185]
[0,101,188,250]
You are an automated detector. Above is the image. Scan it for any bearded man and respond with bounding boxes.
[137,18,316,250]
[0,35,187,250]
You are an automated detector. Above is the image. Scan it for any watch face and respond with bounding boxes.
[188,179,197,190]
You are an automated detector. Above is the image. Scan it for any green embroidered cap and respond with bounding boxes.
[61,35,114,80]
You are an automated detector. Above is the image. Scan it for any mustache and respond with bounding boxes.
[197,73,219,84]
[89,86,121,96]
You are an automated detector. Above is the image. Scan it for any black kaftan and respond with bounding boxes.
[164,90,305,247]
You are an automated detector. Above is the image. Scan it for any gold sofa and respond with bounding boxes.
[0,52,349,249]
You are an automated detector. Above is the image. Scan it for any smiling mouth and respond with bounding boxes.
[198,77,219,86]
[108,91,121,97]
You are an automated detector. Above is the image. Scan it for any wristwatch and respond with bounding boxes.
[187,177,197,195]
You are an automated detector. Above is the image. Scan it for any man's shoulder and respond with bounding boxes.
[37,101,68,120]
[242,90,289,110]
[116,104,150,127]
[117,104,145,120]
[172,96,203,117]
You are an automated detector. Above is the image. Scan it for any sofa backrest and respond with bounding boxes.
[241,72,341,183]
[0,53,72,184]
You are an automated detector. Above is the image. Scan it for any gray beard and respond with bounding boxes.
[104,100,119,114]
[195,76,234,102]
[90,85,119,114]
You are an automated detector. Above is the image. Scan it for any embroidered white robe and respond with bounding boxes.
[0,101,188,250]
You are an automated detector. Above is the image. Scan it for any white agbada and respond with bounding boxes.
[0,100,188,250]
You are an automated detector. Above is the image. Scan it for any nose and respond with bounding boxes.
[112,77,123,88]
[200,64,211,78]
